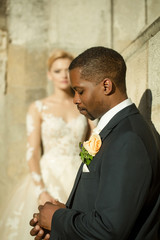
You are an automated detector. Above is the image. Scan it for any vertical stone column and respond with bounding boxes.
[0,29,7,94]
[0,29,8,204]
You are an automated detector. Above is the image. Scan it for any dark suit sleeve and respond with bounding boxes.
[50,132,152,240]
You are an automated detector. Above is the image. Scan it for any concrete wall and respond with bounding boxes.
[0,0,160,203]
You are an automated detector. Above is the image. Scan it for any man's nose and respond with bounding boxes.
[73,92,81,105]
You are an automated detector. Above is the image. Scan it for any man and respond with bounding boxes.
[30,47,160,239]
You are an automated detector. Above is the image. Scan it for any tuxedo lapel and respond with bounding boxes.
[66,163,83,208]
[100,104,139,141]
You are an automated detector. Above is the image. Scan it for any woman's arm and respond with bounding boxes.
[26,101,55,205]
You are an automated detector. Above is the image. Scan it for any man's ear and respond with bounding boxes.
[103,78,113,95]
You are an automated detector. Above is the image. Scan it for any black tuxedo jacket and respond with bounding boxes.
[50,104,160,240]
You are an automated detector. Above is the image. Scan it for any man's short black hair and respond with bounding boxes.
[69,46,127,92]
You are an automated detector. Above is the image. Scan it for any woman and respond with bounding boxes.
[0,49,94,239]
[27,49,93,204]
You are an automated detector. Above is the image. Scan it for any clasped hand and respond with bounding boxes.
[30,200,66,240]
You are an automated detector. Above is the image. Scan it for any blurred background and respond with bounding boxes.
[0,0,160,204]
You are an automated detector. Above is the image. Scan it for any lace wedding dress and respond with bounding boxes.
[0,100,88,240]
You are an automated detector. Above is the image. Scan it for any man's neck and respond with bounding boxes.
[95,98,133,133]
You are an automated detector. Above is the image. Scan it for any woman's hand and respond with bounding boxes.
[38,191,57,205]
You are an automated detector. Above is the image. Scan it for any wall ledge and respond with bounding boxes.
[122,17,160,60]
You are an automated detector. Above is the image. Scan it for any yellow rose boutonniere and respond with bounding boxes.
[79,133,102,166]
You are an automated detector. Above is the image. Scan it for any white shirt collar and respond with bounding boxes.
[93,98,133,134]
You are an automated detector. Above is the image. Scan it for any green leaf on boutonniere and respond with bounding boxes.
[79,142,93,166]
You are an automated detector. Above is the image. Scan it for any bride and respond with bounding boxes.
[0,49,94,239]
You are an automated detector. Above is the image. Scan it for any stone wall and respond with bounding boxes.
[112,0,160,143]
[113,0,160,52]
[0,0,160,204]
[124,19,160,134]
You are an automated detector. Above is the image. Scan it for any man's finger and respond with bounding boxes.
[38,205,43,211]
[33,213,39,219]
[34,229,45,240]
[30,217,38,227]
[30,224,40,236]
[44,233,50,240]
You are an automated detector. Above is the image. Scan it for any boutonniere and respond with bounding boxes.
[79,133,102,166]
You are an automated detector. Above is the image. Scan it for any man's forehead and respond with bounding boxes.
[69,68,82,83]
[70,80,83,89]
[69,67,81,75]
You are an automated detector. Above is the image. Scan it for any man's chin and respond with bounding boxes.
[79,110,95,120]
[79,110,88,118]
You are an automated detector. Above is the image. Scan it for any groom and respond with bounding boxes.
[30,47,160,239]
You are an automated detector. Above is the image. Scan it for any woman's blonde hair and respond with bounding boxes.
[47,49,74,71]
